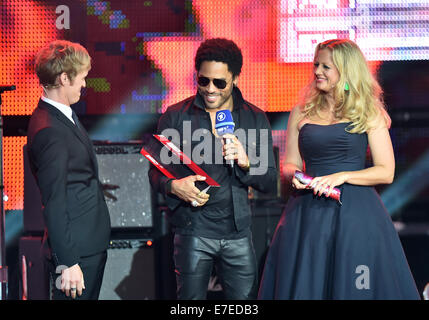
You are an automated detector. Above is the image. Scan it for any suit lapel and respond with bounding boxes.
[72,114,99,176]
[38,100,99,176]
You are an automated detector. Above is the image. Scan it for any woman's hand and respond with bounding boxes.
[308,172,349,197]
[291,176,308,190]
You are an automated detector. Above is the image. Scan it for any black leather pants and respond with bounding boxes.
[173,234,258,300]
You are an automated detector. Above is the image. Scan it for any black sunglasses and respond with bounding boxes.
[197,76,229,89]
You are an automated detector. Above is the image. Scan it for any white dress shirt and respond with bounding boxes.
[41,95,75,125]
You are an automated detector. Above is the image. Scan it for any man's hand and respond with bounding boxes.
[171,175,210,207]
[61,264,85,299]
[222,133,250,170]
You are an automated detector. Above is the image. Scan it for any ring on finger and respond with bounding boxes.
[191,200,198,207]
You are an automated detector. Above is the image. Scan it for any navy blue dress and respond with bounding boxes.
[258,122,420,299]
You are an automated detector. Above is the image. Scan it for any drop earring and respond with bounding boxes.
[344,82,350,91]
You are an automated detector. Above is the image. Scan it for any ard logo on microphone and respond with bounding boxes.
[217,112,226,122]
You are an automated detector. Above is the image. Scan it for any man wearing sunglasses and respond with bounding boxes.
[149,38,277,300]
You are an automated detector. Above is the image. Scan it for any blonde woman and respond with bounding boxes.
[258,39,420,299]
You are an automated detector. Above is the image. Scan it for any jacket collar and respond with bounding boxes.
[37,99,99,175]
[40,96,75,125]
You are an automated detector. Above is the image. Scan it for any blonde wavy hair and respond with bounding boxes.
[35,40,91,89]
[300,39,390,133]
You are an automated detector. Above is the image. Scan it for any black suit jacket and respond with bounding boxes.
[27,99,111,267]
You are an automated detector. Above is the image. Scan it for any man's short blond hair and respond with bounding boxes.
[35,40,91,89]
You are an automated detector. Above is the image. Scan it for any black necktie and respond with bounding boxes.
[71,110,90,141]
[71,110,98,173]
[71,110,83,131]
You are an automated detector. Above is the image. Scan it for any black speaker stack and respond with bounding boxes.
[21,142,176,300]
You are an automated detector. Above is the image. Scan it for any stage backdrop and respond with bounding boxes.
[1,0,428,211]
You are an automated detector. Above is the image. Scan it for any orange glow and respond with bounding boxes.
[1,1,59,211]
[144,39,201,112]
[0,0,59,116]
[3,137,27,210]
[145,0,381,112]
[1,0,385,212]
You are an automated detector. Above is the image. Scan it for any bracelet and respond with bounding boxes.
[165,179,174,194]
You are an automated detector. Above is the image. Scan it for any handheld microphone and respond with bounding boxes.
[215,110,235,168]
[294,170,342,204]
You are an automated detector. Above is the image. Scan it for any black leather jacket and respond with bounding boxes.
[148,87,277,232]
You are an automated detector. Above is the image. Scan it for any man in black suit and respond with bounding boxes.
[27,40,111,300]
